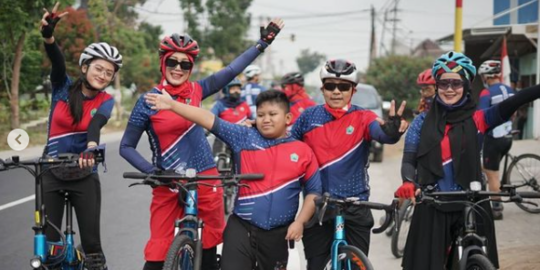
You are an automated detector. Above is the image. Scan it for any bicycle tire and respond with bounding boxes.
[465,254,496,270]
[391,199,413,258]
[506,153,540,213]
[163,235,196,270]
[322,245,373,270]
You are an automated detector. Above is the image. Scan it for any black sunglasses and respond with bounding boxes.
[165,58,193,70]
[437,79,464,90]
[323,82,353,92]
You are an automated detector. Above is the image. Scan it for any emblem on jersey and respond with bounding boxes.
[290,153,299,162]
[186,98,191,105]
[240,107,245,111]
[299,107,305,113]
[90,108,97,117]
[346,125,354,135]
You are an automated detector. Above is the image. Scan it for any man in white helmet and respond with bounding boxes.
[242,65,266,118]
[478,60,516,220]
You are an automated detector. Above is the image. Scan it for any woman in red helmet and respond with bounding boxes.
[120,19,284,270]
[416,69,436,114]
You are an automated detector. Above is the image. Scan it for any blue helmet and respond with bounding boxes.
[432,51,476,82]
[222,78,242,97]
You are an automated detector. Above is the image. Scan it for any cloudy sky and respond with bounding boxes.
[135,0,495,83]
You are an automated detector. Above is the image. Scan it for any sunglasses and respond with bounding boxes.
[437,79,464,90]
[323,82,353,92]
[165,58,193,70]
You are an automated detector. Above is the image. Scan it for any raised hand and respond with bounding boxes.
[145,90,174,111]
[376,100,409,139]
[260,18,285,45]
[40,2,69,39]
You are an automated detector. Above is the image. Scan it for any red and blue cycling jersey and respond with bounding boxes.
[478,83,515,138]
[404,105,505,191]
[289,98,316,126]
[120,45,263,173]
[211,118,322,230]
[210,100,251,124]
[45,76,113,157]
[291,105,399,200]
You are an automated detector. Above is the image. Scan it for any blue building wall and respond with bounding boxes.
[494,0,538,25]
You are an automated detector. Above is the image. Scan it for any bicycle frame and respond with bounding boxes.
[173,181,204,270]
[455,204,489,270]
[331,213,352,270]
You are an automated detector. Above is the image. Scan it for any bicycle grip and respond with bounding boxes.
[237,174,264,180]
[517,191,540,199]
[123,172,148,179]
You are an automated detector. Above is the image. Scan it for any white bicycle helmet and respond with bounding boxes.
[243,65,262,79]
[79,42,123,70]
[478,60,501,77]
[320,59,358,84]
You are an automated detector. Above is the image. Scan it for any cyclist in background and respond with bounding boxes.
[40,3,122,269]
[415,69,436,114]
[291,59,408,270]
[210,78,251,158]
[242,65,266,118]
[280,72,316,127]
[478,60,515,220]
[119,19,284,270]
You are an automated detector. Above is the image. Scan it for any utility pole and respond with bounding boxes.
[379,10,388,57]
[390,0,400,55]
[369,5,377,66]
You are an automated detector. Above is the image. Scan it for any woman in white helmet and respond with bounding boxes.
[39,3,122,269]
[242,65,266,118]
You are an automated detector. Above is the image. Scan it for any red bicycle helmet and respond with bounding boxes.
[159,33,200,62]
[417,69,436,85]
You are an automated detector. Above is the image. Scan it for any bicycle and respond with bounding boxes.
[122,169,263,270]
[213,141,236,215]
[390,199,414,258]
[419,184,540,270]
[500,147,540,213]
[0,147,105,270]
[308,192,398,270]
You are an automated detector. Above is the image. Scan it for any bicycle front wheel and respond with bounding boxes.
[323,245,373,270]
[163,235,196,270]
[465,254,496,270]
[391,199,414,258]
[506,153,540,213]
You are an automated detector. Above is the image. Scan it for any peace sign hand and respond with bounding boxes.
[40,2,69,39]
[376,100,409,140]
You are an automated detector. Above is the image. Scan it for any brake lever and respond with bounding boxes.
[318,200,328,226]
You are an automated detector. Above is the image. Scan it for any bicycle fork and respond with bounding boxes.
[175,189,204,270]
[331,215,351,270]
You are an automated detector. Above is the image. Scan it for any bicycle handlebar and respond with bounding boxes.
[419,186,540,205]
[123,171,264,181]
[0,147,105,171]
[123,171,264,189]
[310,192,398,234]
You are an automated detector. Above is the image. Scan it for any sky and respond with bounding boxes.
[135,0,495,84]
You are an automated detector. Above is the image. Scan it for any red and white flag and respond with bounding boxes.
[501,37,511,86]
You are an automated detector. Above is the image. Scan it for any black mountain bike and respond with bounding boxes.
[500,150,540,213]
[419,184,540,270]
[0,148,105,270]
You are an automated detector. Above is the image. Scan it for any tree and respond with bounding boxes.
[296,49,326,75]
[365,55,432,111]
[178,0,205,44]
[204,0,252,64]
[0,0,68,128]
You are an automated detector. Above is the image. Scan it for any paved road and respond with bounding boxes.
[1,133,539,269]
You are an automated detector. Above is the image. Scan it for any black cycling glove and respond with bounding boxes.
[41,13,61,39]
[260,22,281,45]
[381,115,403,140]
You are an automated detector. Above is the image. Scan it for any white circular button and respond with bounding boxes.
[7,129,30,151]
